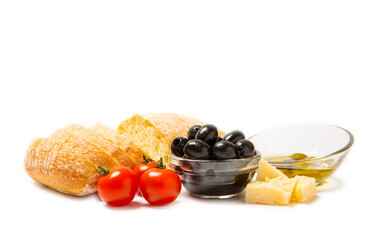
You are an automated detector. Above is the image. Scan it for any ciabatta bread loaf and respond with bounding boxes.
[24,124,150,196]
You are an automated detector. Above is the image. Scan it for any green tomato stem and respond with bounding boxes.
[156,157,166,169]
[93,165,110,175]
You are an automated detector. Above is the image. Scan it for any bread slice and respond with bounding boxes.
[91,123,149,166]
[117,113,204,164]
[66,124,136,168]
[24,138,97,196]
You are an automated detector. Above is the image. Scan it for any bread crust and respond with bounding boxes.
[24,138,97,196]
[140,113,205,142]
[50,128,120,170]
[141,113,225,139]
[24,124,143,196]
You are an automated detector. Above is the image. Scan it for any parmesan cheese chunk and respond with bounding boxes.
[256,158,288,181]
[245,176,296,205]
[246,160,317,205]
[292,176,317,203]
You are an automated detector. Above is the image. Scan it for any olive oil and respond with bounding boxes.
[264,153,337,184]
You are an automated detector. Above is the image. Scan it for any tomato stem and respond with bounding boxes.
[142,154,155,163]
[93,164,110,175]
[156,157,166,169]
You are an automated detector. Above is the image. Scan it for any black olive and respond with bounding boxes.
[187,125,202,140]
[223,130,245,144]
[183,139,211,160]
[171,137,188,157]
[235,139,256,158]
[211,141,237,160]
[195,124,218,146]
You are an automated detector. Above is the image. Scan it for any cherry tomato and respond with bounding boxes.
[139,168,181,205]
[133,162,157,182]
[97,166,138,207]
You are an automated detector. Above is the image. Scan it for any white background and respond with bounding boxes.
[0,0,370,239]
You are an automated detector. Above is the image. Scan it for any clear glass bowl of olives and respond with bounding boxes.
[169,124,261,199]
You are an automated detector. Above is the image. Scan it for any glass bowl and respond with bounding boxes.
[248,124,354,184]
[169,152,261,199]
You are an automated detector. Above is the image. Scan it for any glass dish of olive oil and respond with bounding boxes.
[248,124,354,185]
[264,153,338,184]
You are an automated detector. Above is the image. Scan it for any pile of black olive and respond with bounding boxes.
[170,124,256,160]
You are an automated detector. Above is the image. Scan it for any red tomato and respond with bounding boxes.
[97,166,138,207]
[133,162,156,182]
[139,168,181,205]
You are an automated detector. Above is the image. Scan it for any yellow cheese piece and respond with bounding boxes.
[292,176,317,203]
[245,176,297,205]
[256,158,288,181]
[247,160,317,205]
